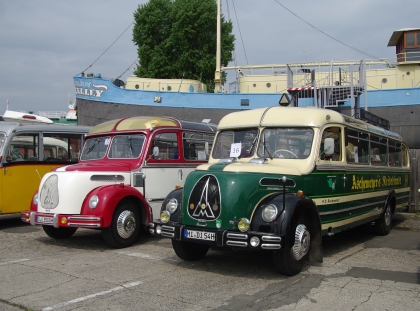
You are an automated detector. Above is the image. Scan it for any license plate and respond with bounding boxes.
[183,229,216,241]
[36,216,53,224]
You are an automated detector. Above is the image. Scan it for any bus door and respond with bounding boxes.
[2,133,47,214]
[142,131,183,218]
[317,127,347,219]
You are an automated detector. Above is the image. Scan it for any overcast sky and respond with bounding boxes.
[0,0,418,113]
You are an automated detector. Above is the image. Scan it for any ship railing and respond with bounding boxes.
[37,111,67,119]
[396,50,420,63]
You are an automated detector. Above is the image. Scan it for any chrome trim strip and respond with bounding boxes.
[144,164,200,168]
[316,165,411,173]
[319,201,383,216]
[261,244,281,249]
[161,232,175,238]
[67,216,101,221]
[147,198,165,202]
[162,225,175,232]
[226,240,248,247]
[262,236,282,242]
[67,223,101,228]
[226,233,248,239]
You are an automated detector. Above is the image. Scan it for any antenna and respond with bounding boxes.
[35,169,42,180]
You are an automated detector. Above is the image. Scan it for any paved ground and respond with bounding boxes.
[0,212,419,311]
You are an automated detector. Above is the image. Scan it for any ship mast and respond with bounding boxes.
[214,0,221,92]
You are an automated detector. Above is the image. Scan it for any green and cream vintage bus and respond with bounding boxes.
[150,106,410,276]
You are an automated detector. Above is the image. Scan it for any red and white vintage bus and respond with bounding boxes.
[21,116,216,248]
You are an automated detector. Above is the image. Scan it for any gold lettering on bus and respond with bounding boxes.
[351,175,402,191]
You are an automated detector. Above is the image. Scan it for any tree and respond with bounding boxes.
[132,0,235,91]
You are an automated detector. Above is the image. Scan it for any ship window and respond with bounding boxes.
[405,31,420,47]
[407,33,415,46]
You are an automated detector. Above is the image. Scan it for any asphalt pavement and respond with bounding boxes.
[0,211,419,311]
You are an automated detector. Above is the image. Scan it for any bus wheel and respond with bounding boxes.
[102,200,141,248]
[273,222,310,276]
[42,226,77,239]
[375,203,392,236]
[172,240,209,261]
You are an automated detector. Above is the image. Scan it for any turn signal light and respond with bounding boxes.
[296,190,304,198]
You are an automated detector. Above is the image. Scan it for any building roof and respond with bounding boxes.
[387,28,420,46]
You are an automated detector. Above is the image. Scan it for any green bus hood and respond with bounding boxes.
[180,165,301,230]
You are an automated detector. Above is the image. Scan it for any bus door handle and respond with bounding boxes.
[342,175,347,187]
[4,167,7,175]
[178,169,183,181]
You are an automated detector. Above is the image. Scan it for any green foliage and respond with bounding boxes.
[132,0,235,91]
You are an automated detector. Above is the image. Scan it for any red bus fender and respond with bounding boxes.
[81,184,151,228]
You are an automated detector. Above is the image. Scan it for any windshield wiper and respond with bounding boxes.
[263,134,273,159]
[238,136,257,159]
[85,139,100,155]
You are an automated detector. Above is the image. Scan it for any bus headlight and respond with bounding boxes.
[238,218,250,232]
[166,198,178,214]
[33,193,39,205]
[262,204,278,222]
[160,211,170,223]
[89,195,99,209]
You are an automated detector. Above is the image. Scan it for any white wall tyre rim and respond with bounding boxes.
[292,224,310,261]
[116,210,137,239]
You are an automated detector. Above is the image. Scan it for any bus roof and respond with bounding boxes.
[0,122,90,136]
[88,116,217,135]
[218,106,404,141]
[218,107,345,129]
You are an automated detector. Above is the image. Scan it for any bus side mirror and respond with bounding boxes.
[324,138,334,155]
[204,142,209,155]
[152,146,159,158]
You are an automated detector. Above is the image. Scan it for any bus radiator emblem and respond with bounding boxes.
[188,175,221,221]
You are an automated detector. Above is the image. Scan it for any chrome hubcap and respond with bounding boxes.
[116,210,136,239]
[384,205,391,227]
[292,224,310,261]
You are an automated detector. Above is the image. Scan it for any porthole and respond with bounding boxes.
[406,71,411,76]
[167,86,172,91]
[266,83,271,88]
[253,83,256,87]
[135,84,139,89]
[382,78,387,83]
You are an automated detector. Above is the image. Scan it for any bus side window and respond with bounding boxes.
[8,134,38,162]
[346,129,369,164]
[183,131,215,161]
[150,132,178,160]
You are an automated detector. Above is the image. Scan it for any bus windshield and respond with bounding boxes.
[80,134,146,160]
[257,128,314,159]
[212,128,258,159]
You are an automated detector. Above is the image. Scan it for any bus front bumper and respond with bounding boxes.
[21,211,102,229]
[150,221,283,250]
